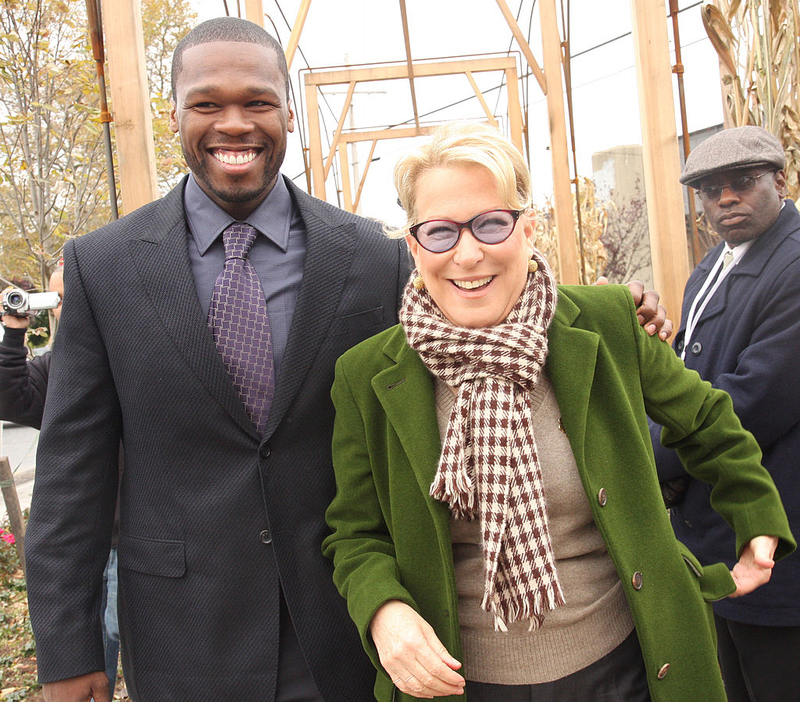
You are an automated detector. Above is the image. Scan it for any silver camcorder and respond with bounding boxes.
[2,288,61,315]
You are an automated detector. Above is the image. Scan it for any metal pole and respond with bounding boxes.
[669,0,701,266]
[86,0,119,220]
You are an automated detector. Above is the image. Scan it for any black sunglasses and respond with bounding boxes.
[409,209,522,253]
[696,171,774,202]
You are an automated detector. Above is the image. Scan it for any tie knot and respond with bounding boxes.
[722,249,734,270]
[222,222,258,260]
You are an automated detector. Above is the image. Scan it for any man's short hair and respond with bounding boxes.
[171,17,290,100]
[680,126,785,187]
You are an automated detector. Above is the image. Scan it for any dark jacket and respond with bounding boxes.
[0,327,49,429]
[325,285,794,702]
[26,176,411,700]
[650,199,800,627]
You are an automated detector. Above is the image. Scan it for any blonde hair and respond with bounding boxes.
[387,121,533,238]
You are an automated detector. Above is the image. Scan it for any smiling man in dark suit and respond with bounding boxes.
[25,17,409,702]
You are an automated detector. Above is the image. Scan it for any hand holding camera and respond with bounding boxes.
[1,287,62,326]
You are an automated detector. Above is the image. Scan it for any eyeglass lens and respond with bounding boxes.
[412,209,519,252]
[698,172,771,201]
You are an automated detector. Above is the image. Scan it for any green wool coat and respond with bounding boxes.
[323,284,795,702]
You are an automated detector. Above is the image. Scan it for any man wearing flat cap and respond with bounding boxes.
[650,125,800,701]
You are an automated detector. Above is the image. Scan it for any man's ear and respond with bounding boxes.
[287,100,295,134]
[774,170,788,198]
[169,102,179,134]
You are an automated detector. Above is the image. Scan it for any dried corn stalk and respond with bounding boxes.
[533,177,607,283]
[703,0,800,199]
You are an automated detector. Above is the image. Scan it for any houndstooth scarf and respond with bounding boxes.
[399,249,565,631]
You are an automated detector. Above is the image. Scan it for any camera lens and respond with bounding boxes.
[6,291,24,308]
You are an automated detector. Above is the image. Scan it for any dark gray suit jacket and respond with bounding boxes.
[26,176,410,700]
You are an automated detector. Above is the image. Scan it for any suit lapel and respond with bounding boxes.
[697,206,793,324]
[127,181,256,437]
[546,292,600,463]
[264,183,360,438]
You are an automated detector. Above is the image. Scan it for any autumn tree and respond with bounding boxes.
[141,0,196,192]
[0,0,196,288]
[0,0,107,287]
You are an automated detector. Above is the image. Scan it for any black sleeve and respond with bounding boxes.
[0,327,49,429]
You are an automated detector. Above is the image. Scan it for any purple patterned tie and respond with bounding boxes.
[208,222,275,434]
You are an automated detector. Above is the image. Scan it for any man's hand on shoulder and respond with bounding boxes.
[43,672,110,702]
[595,277,673,341]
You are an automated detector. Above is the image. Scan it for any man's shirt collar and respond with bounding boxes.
[184,174,294,255]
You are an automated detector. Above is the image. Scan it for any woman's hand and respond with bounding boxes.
[729,535,778,597]
[370,600,465,698]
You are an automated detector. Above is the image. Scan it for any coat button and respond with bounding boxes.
[260,444,271,459]
[259,529,272,544]
[632,571,643,590]
[657,663,670,679]
[691,341,702,355]
[676,338,684,352]
[597,488,608,506]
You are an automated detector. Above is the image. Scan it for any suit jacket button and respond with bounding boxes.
[632,571,643,590]
[657,663,670,679]
[691,341,702,355]
[597,488,608,506]
[260,444,271,459]
[259,529,272,544]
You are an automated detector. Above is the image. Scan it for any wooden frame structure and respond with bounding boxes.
[101,0,690,317]
[303,56,523,213]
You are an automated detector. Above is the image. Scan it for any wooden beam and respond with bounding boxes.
[465,71,499,127]
[304,82,326,198]
[505,66,524,151]
[398,0,421,129]
[303,56,516,85]
[631,0,690,326]
[539,0,579,283]
[244,0,264,26]
[338,143,353,211]
[285,0,312,71]
[323,81,357,179]
[336,125,430,144]
[353,140,379,212]
[102,0,158,214]
[0,457,26,577]
[494,0,547,93]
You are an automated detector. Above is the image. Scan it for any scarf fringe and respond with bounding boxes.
[484,581,567,632]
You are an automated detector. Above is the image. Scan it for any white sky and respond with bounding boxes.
[188,0,723,225]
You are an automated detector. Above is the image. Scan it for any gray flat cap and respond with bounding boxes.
[680,126,785,186]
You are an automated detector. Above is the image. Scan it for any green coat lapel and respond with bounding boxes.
[372,329,443,500]
[546,291,600,464]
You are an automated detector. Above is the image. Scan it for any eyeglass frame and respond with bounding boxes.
[695,170,776,202]
[408,209,523,253]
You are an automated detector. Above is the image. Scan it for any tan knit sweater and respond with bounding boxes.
[435,374,634,684]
